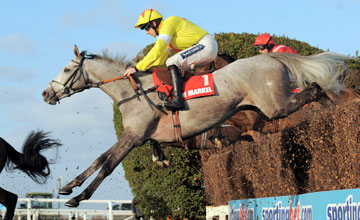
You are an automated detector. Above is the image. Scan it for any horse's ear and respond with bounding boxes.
[74,44,80,58]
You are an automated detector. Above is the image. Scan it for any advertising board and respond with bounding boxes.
[229,188,360,220]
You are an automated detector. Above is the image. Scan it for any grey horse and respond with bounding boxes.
[42,45,346,207]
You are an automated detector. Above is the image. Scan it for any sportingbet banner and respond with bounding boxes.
[229,188,360,220]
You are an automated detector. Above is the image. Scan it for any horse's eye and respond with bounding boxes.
[64,68,70,72]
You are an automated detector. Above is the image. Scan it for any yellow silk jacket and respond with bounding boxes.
[136,16,208,71]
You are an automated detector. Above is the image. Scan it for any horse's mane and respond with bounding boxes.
[81,50,134,69]
[80,50,155,78]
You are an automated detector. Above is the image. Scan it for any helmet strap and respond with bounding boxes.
[148,10,159,35]
[266,44,274,51]
[265,36,273,46]
[263,36,273,50]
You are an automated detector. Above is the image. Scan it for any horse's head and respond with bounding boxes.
[42,45,92,105]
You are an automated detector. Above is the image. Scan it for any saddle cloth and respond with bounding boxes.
[152,69,215,100]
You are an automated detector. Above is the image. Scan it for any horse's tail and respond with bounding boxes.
[268,52,348,92]
[4,130,61,184]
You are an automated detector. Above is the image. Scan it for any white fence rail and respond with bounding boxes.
[205,205,228,220]
[0,198,132,220]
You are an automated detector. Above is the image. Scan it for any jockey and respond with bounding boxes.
[253,33,298,55]
[124,9,218,110]
[254,33,299,86]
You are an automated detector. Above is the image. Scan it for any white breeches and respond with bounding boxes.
[166,34,218,72]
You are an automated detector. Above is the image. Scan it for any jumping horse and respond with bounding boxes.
[41,45,346,207]
[151,55,360,163]
[0,131,61,220]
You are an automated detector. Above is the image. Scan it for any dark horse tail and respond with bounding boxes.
[2,130,62,184]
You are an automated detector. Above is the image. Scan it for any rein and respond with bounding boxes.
[98,73,166,114]
[93,74,137,90]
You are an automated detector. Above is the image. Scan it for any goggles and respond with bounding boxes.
[140,22,152,31]
[256,45,267,51]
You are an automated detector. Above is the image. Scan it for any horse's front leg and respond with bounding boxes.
[64,135,137,207]
[0,187,18,220]
[59,144,116,195]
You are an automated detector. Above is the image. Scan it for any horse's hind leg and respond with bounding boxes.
[0,187,18,220]
[150,140,170,168]
[275,82,334,118]
[59,145,115,195]
[215,126,226,149]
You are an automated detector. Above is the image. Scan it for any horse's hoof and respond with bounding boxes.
[155,161,164,168]
[65,198,79,208]
[59,187,73,195]
[215,139,223,149]
[163,160,171,168]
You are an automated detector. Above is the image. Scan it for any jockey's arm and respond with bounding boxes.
[135,38,170,71]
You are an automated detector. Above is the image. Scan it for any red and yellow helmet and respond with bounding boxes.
[253,33,275,46]
[134,9,163,29]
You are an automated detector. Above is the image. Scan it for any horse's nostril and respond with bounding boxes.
[42,91,47,97]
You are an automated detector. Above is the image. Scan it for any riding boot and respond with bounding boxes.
[164,65,184,110]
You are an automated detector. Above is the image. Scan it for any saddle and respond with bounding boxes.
[152,63,216,101]
[151,66,216,146]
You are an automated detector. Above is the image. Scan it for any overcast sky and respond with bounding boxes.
[0,0,359,207]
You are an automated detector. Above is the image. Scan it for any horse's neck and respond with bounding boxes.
[85,59,131,103]
[85,59,153,104]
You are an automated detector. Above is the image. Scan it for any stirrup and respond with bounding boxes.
[158,97,172,111]
[164,100,184,110]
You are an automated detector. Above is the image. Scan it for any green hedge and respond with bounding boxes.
[215,32,323,59]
